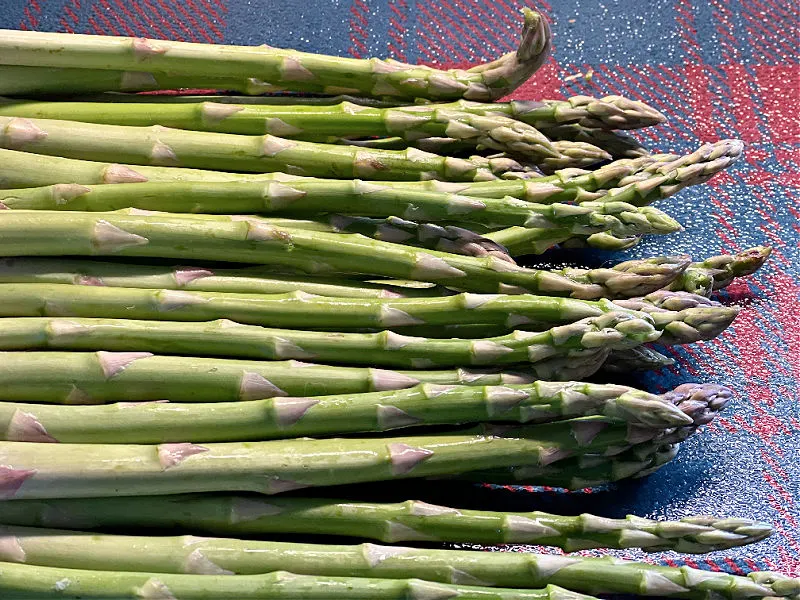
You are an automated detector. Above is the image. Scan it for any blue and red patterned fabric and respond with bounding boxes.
[2,0,798,576]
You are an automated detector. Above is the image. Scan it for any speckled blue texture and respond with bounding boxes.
[1,0,798,577]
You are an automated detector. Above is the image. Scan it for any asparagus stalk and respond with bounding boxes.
[0,182,682,241]
[0,94,664,131]
[0,423,683,498]
[0,280,674,334]
[0,379,694,443]
[667,246,772,296]
[0,311,660,368]
[592,139,745,206]
[438,96,666,130]
[0,64,321,97]
[539,124,649,159]
[0,494,771,554]
[1,526,795,598]
[0,146,702,205]
[33,93,666,131]
[0,116,520,182]
[0,9,550,101]
[0,212,689,297]
[0,257,446,299]
[0,99,559,162]
[612,290,740,345]
[0,349,568,404]
[0,563,595,600]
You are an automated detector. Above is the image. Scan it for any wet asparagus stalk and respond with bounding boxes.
[0,562,594,600]
[0,494,771,553]
[0,8,551,101]
[0,311,660,368]
[0,257,448,299]
[667,246,772,296]
[0,378,693,443]
[0,526,795,598]
[0,115,517,182]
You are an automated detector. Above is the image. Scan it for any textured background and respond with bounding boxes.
[1,0,798,577]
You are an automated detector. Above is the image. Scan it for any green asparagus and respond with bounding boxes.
[0,526,795,598]
[0,257,446,298]
[0,429,675,498]
[0,562,596,600]
[0,116,518,182]
[613,290,740,344]
[0,182,682,241]
[0,64,291,97]
[0,94,665,131]
[0,494,771,553]
[0,98,560,162]
[667,246,772,296]
[0,145,728,205]
[0,350,558,404]
[0,211,689,297]
[0,379,693,443]
[0,311,660,368]
[0,9,550,101]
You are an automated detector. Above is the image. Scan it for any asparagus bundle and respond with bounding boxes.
[0,379,694,443]
[0,526,795,598]
[0,211,689,297]
[0,9,550,101]
[0,494,770,553]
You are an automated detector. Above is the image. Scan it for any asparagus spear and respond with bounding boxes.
[1,526,795,598]
[0,257,446,299]
[0,64,313,97]
[592,139,745,206]
[0,99,559,161]
[0,212,689,297]
[612,291,740,344]
[0,379,693,443]
[0,563,592,600]
[0,9,550,101]
[0,425,678,498]
[30,93,666,131]
[0,116,519,182]
[0,311,660,368]
[0,94,664,131]
[0,182,682,241]
[0,493,770,553]
[667,246,772,296]
[539,124,649,159]
[0,146,707,205]
[0,349,568,404]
